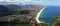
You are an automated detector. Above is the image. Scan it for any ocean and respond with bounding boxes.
[39,6,60,24]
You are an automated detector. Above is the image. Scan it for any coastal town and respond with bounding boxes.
[0,5,45,26]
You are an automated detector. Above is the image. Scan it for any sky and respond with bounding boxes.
[0,0,60,6]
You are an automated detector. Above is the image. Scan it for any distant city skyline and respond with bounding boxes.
[0,0,60,6]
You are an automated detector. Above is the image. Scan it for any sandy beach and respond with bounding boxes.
[35,7,46,24]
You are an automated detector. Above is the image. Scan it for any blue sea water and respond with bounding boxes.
[39,6,60,24]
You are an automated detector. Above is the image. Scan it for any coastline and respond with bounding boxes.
[35,7,46,24]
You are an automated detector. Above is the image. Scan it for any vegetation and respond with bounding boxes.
[0,5,47,26]
[0,21,48,26]
[53,16,60,26]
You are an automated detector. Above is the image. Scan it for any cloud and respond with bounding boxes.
[0,0,40,5]
[0,0,60,6]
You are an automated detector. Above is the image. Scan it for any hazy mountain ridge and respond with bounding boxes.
[0,4,42,17]
[4,4,42,11]
[5,4,22,11]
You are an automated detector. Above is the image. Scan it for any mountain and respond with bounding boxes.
[0,5,9,11]
[5,4,22,11]
[4,4,40,11]
[0,5,9,16]
[0,4,43,17]
[0,5,20,17]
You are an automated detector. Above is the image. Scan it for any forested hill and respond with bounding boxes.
[0,5,10,16]
[0,4,44,17]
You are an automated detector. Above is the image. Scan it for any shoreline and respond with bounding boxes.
[35,7,46,24]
